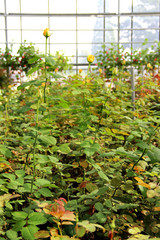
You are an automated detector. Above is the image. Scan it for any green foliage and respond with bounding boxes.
[0,57,159,240]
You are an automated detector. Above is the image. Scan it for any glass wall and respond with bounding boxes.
[0,0,160,72]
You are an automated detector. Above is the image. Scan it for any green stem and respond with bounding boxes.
[88,63,91,74]
[30,96,40,195]
[44,37,48,103]
[5,101,9,123]
[30,131,38,196]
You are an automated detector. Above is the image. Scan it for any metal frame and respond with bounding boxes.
[1,0,160,70]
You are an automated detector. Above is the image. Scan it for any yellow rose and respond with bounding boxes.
[112,67,118,75]
[43,28,51,38]
[147,63,152,69]
[98,68,102,73]
[8,85,12,89]
[87,55,95,63]
[122,60,126,65]
[79,69,83,73]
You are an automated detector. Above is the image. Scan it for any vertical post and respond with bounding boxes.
[76,0,78,74]
[20,0,22,44]
[131,66,135,112]
[48,0,50,55]
[4,0,10,80]
[4,0,8,49]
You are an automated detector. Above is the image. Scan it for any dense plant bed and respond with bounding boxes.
[0,67,160,240]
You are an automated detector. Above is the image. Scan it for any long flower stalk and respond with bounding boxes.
[44,37,48,103]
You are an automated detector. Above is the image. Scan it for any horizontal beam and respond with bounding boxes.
[1,12,160,17]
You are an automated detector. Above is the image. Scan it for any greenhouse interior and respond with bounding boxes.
[0,0,160,239]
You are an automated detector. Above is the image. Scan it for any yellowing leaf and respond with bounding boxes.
[62,221,74,225]
[134,177,151,189]
[80,160,88,168]
[153,207,160,211]
[34,230,50,239]
[112,129,129,136]
[72,162,79,168]
[0,163,14,171]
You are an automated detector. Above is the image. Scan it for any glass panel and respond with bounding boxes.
[78,44,94,56]
[78,43,103,57]
[120,30,131,42]
[77,0,104,13]
[8,30,21,43]
[50,17,76,30]
[22,31,44,43]
[120,0,132,13]
[50,44,76,56]
[0,17,5,29]
[133,16,159,29]
[105,30,118,42]
[78,57,89,64]
[105,17,118,29]
[0,0,4,12]
[78,17,103,30]
[120,17,131,29]
[78,31,103,43]
[105,0,118,13]
[49,0,76,13]
[133,0,159,12]
[91,43,103,55]
[7,17,20,29]
[51,31,76,44]
[10,44,20,55]
[132,43,156,50]
[0,30,5,42]
[133,29,159,42]
[0,44,6,50]
[119,43,131,53]
[21,0,48,13]
[34,44,45,54]
[22,17,48,30]
[6,0,20,13]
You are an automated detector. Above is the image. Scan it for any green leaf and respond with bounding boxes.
[28,56,40,64]
[45,56,55,66]
[58,144,71,154]
[95,212,107,224]
[36,178,51,187]
[27,66,39,75]
[15,170,25,178]
[105,199,112,208]
[12,211,28,220]
[147,146,160,163]
[6,230,18,240]
[21,225,39,240]
[17,79,43,90]
[38,188,52,197]
[115,203,138,210]
[38,135,57,146]
[49,72,62,78]
[28,212,47,225]
[12,220,26,232]
[86,182,98,193]
[76,227,86,237]
[87,158,109,182]
[84,143,100,157]
[94,202,103,211]
[0,146,12,158]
